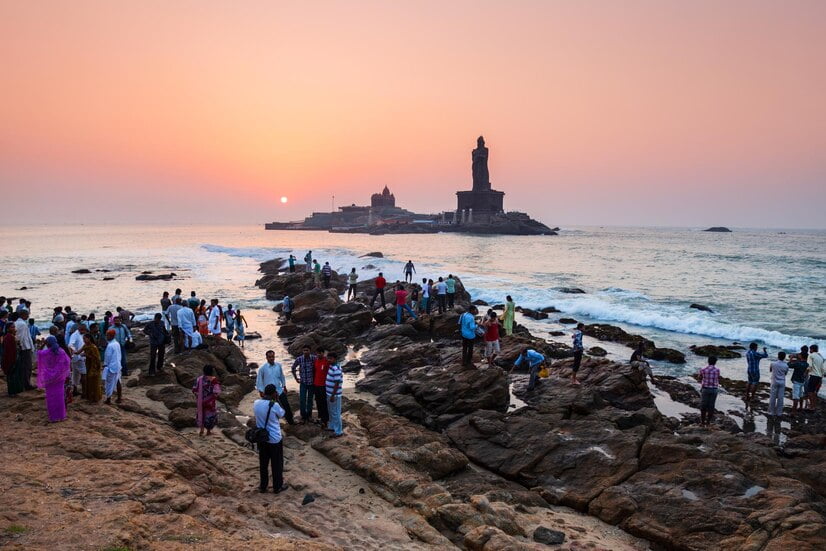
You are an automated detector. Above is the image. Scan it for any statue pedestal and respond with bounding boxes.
[456,189,505,215]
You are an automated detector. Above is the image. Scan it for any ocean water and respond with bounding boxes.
[2,224,824,385]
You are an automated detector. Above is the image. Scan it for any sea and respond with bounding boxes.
[2,225,825,407]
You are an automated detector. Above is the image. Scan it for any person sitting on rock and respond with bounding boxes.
[512,347,546,391]
[630,343,654,382]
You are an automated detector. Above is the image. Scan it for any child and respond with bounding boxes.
[234,309,248,348]
[698,356,720,427]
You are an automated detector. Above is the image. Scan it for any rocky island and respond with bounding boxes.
[3,259,826,550]
[265,137,556,236]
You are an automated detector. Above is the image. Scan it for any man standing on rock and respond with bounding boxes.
[768,351,789,417]
[188,291,200,309]
[67,324,87,396]
[282,295,294,323]
[435,277,448,314]
[446,274,457,309]
[313,349,330,426]
[304,250,313,271]
[208,299,223,337]
[143,313,169,376]
[745,342,769,403]
[513,347,547,391]
[288,254,296,273]
[14,309,35,390]
[370,272,387,310]
[570,323,584,385]
[403,260,416,283]
[806,344,824,411]
[325,352,344,437]
[419,277,430,314]
[347,268,358,301]
[698,356,720,427]
[103,329,123,404]
[256,350,294,425]
[110,317,132,376]
[394,284,417,324]
[291,346,316,423]
[789,352,809,414]
[459,305,478,367]
[321,261,333,289]
[254,384,288,493]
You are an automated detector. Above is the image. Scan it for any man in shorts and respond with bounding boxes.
[698,356,720,427]
[788,352,809,414]
[483,311,500,368]
[745,342,768,403]
[806,344,824,411]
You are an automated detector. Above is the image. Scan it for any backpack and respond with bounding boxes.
[245,401,274,450]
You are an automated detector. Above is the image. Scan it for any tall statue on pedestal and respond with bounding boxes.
[471,136,490,191]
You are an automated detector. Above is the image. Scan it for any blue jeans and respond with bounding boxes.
[396,304,417,324]
[299,383,315,421]
[327,394,342,435]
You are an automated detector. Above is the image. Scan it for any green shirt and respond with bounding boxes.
[446,278,456,293]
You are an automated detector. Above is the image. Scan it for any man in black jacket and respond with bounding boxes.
[143,313,169,376]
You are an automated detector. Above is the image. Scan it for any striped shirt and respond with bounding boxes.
[292,354,316,385]
[699,365,720,388]
[326,363,343,397]
[746,349,767,372]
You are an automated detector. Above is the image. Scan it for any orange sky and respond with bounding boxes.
[2,1,825,227]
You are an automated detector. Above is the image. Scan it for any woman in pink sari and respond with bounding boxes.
[192,364,221,436]
[37,336,71,422]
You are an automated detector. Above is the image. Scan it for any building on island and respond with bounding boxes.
[371,186,396,209]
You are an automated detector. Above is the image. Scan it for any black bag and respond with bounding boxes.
[244,401,274,449]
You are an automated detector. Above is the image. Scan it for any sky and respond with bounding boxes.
[2,1,825,228]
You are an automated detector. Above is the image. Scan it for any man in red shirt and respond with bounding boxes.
[395,284,418,324]
[313,349,330,425]
[483,310,501,368]
[370,272,387,310]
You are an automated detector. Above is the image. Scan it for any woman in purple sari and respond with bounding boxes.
[192,364,222,436]
[37,336,71,422]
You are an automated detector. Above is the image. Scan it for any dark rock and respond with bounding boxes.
[558,318,578,325]
[533,526,565,545]
[472,299,489,306]
[580,323,685,363]
[517,307,548,320]
[361,263,378,270]
[244,331,262,340]
[135,273,176,281]
[703,226,732,232]
[277,323,302,338]
[334,302,365,315]
[342,359,361,373]
[690,345,742,359]
[689,303,714,313]
[71,269,91,274]
[102,277,115,281]
[17,286,27,290]
[588,346,607,357]
[302,494,315,505]
[549,331,565,337]
[361,251,384,258]
[558,287,585,294]
[540,306,561,313]
[290,308,320,324]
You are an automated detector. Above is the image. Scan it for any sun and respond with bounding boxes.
[280,196,288,204]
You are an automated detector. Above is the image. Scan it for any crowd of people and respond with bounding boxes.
[2,254,824,494]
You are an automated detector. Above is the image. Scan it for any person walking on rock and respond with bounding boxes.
[347,268,358,301]
[256,350,294,424]
[698,356,720,427]
[192,364,222,437]
[291,346,316,423]
[403,260,416,283]
[513,348,547,391]
[168,298,184,353]
[370,272,387,310]
[394,284,417,324]
[745,342,768,403]
[570,323,584,385]
[254,384,288,493]
[313,349,330,426]
[768,351,789,417]
[325,352,344,437]
[459,305,478,367]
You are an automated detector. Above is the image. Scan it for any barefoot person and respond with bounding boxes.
[403,260,416,283]
[513,347,546,391]
[347,268,358,301]
[806,344,824,411]
[313,349,330,426]
[698,356,720,427]
[256,350,295,424]
[745,342,768,402]
[370,272,387,310]
[36,336,71,422]
[459,305,478,367]
[570,323,584,385]
[103,329,123,404]
[395,284,417,324]
[768,351,789,417]
[482,310,500,368]
[325,352,344,437]
[291,346,316,423]
[789,352,809,414]
[253,384,287,493]
[234,309,248,348]
[192,364,222,436]
[630,343,654,382]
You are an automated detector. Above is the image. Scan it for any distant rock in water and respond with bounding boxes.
[704,226,732,232]
[690,303,714,313]
[361,252,384,258]
[558,318,578,325]
[690,345,742,359]
[588,346,608,357]
[71,269,91,274]
[557,287,586,294]
[136,273,176,281]
[102,277,115,281]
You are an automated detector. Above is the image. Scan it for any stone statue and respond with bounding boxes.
[471,136,490,191]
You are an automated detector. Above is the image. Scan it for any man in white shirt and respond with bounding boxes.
[806,344,824,411]
[177,305,201,349]
[255,350,295,424]
[253,384,287,493]
[435,277,448,314]
[768,351,789,417]
[14,310,35,390]
[208,299,223,336]
[67,324,88,396]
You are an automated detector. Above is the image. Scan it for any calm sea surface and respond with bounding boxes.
[2,225,824,385]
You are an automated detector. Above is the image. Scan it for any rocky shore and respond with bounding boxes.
[2,257,825,550]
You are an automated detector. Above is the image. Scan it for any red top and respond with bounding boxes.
[375,276,386,289]
[484,321,500,342]
[395,289,407,305]
[313,356,330,387]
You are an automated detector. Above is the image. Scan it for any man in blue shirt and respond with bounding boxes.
[253,384,287,493]
[459,306,478,367]
[745,342,768,403]
[291,346,316,423]
[513,348,547,391]
[256,350,295,425]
